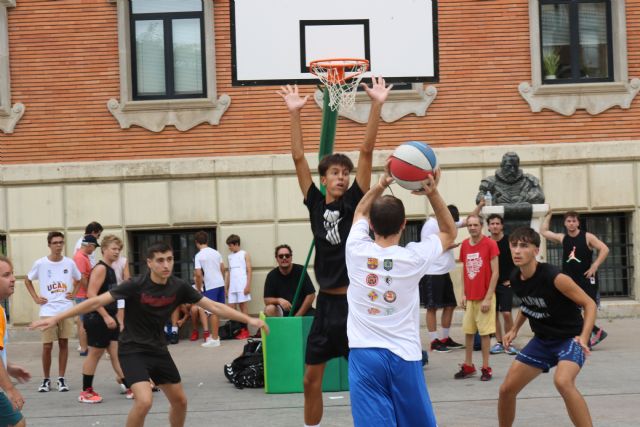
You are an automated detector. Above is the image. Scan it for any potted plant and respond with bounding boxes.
[543,49,560,80]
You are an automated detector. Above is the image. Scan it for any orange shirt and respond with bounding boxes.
[73,251,91,298]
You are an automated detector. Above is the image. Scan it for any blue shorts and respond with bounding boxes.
[203,287,225,304]
[0,392,23,426]
[516,336,585,373]
[349,348,437,427]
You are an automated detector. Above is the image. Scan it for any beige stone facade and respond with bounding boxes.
[2,140,639,324]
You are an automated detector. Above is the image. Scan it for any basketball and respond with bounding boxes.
[389,141,438,191]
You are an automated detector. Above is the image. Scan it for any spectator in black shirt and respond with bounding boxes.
[32,242,268,427]
[264,244,316,317]
[498,227,595,427]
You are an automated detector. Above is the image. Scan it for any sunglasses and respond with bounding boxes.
[277,253,291,260]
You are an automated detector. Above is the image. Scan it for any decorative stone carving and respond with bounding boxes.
[0,102,25,134]
[476,152,545,206]
[314,84,437,124]
[107,96,231,132]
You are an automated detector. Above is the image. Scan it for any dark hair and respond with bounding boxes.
[487,214,503,225]
[447,205,460,222]
[564,211,580,220]
[226,234,240,245]
[47,231,64,244]
[318,153,354,177]
[370,196,405,238]
[509,227,541,247]
[194,231,209,245]
[84,221,103,234]
[146,242,173,260]
[274,244,292,258]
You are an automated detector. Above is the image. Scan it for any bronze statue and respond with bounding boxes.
[475,152,545,206]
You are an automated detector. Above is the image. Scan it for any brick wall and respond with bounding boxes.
[2,0,640,164]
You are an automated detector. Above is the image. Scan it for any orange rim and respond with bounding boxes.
[309,58,369,84]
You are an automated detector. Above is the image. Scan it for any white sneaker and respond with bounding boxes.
[119,382,127,394]
[201,337,221,348]
[57,377,69,392]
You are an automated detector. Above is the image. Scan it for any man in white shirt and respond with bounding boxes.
[345,167,456,427]
[24,231,81,393]
[194,231,226,348]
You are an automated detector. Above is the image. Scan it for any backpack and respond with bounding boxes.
[218,320,244,340]
[224,339,264,389]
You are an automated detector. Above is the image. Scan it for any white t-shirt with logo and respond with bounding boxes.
[346,219,443,361]
[228,250,247,294]
[27,256,82,317]
[194,247,224,290]
[421,218,464,275]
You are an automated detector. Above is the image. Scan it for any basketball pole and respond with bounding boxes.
[289,87,338,317]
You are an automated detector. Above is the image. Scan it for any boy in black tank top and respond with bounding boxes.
[497,228,596,427]
[541,210,610,347]
[279,77,392,427]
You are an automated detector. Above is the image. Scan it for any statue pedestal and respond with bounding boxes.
[481,204,549,233]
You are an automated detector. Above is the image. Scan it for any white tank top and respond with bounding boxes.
[228,250,247,293]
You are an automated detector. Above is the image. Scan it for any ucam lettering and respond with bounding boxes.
[140,293,177,308]
[47,281,68,293]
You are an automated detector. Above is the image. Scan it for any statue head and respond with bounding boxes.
[499,152,522,183]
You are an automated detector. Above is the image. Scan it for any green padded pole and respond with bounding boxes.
[289,88,338,316]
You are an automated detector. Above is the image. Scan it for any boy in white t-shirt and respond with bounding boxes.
[225,234,252,339]
[194,231,226,347]
[24,231,81,394]
[345,168,456,427]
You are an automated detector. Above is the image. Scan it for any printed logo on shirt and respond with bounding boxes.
[140,293,177,308]
[367,307,381,315]
[322,209,343,245]
[367,291,378,301]
[384,276,392,286]
[47,270,52,278]
[63,269,68,274]
[384,308,395,316]
[47,281,68,294]
[465,252,483,280]
[367,258,378,269]
[383,290,397,303]
[366,274,378,287]
[566,246,582,264]
[383,259,393,271]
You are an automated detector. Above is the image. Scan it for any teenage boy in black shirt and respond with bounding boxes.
[32,242,267,427]
[278,77,391,427]
[497,228,596,427]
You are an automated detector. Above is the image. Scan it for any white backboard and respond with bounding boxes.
[231,0,438,85]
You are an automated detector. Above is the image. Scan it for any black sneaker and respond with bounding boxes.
[421,350,429,366]
[441,337,464,349]
[430,339,451,353]
[169,331,179,345]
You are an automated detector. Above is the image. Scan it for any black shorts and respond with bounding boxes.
[495,283,514,312]
[118,351,181,386]
[419,274,457,309]
[305,292,349,365]
[83,312,119,348]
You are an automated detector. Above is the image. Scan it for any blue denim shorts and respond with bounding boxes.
[516,336,585,373]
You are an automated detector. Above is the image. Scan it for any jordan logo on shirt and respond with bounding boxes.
[566,246,582,263]
[323,209,343,245]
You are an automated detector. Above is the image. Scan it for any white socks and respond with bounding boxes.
[441,327,450,340]
[429,331,439,342]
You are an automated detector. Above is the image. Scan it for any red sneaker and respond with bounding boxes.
[235,328,250,340]
[189,330,199,341]
[480,366,493,381]
[454,363,476,379]
[203,331,210,342]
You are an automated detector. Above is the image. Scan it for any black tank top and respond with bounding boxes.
[92,261,118,316]
[561,230,592,287]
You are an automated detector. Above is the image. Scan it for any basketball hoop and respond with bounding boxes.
[309,58,369,112]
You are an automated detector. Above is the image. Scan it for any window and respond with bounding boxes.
[519,0,639,115]
[0,0,25,134]
[130,0,206,100]
[129,228,216,283]
[108,0,230,132]
[540,0,613,84]
[546,212,633,297]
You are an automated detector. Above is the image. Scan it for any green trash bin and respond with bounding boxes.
[262,313,349,394]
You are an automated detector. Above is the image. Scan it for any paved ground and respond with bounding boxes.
[7,316,640,426]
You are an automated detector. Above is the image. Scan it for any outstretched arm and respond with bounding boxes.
[31,292,115,330]
[197,297,269,335]
[278,85,313,197]
[355,77,392,192]
[417,169,456,252]
[459,199,485,227]
[353,164,394,223]
[540,210,564,244]
[585,233,609,278]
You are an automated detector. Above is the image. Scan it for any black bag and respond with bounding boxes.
[218,320,244,340]
[224,339,264,389]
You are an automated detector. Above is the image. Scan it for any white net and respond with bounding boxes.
[310,59,369,112]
